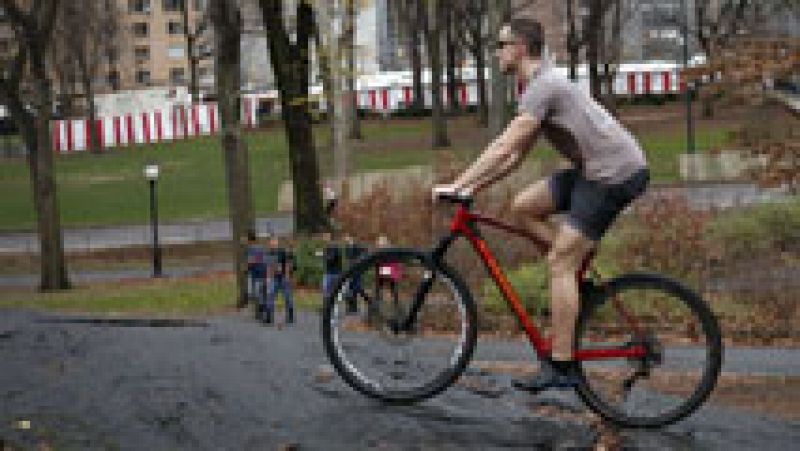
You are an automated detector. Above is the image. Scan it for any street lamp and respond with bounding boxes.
[144,163,162,278]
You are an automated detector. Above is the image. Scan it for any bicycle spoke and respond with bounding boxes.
[325,251,476,401]
[576,274,722,427]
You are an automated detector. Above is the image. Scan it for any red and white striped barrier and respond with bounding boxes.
[52,100,258,153]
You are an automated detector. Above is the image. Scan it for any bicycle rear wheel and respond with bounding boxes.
[322,249,478,404]
[575,273,723,428]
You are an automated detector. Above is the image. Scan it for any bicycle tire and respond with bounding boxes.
[322,248,478,404]
[575,272,723,428]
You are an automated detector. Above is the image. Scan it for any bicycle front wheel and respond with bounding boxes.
[575,273,723,428]
[322,249,478,404]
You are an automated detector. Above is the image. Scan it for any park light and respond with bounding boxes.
[144,164,160,181]
[144,163,162,277]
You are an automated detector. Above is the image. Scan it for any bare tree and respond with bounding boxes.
[444,1,461,114]
[453,0,489,126]
[395,0,425,113]
[344,0,361,139]
[0,0,70,290]
[182,0,211,103]
[209,0,255,307]
[488,0,510,137]
[56,0,121,153]
[424,0,450,147]
[258,0,326,234]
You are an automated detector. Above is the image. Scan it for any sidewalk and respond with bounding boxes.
[0,215,293,254]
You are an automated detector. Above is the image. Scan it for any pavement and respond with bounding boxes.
[1,309,799,450]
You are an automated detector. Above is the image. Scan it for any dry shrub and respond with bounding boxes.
[609,193,714,288]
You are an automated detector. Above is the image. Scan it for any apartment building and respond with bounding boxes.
[117,0,214,92]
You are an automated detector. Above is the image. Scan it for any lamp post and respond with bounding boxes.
[144,164,162,278]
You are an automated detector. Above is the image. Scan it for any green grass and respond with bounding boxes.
[0,117,734,231]
[0,275,322,315]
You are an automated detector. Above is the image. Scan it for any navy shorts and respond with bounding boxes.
[549,168,649,241]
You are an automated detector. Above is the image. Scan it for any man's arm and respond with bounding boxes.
[451,113,541,195]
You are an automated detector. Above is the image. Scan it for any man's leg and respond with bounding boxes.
[511,178,559,246]
[547,223,596,362]
[282,279,295,324]
[264,278,276,324]
[513,223,595,392]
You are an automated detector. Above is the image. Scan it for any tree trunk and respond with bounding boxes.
[81,71,101,153]
[445,4,458,114]
[567,0,580,82]
[488,0,510,138]
[475,44,488,127]
[587,1,602,102]
[184,3,200,104]
[32,64,70,290]
[345,0,361,140]
[425,0,449,148]
[212,0,255,306]
[314,0,335,177]
[260,0,326,234]
[410,30,424,113]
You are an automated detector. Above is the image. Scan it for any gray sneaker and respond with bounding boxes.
[512,361,580,393]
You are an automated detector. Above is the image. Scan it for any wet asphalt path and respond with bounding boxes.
[1,309,798,450]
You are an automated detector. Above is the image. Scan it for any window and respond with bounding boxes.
[106,47,118,64]
[128,0,151,14]
[132,22,149,37]
[168,45,185,59]
[107,71,120,90]
[170,68,185,84]
[135,70,151,85]
[198,66,211,77]
[194,0,207,10]
[167,21,183,34]
[134,46,150,61]
[198,43,213,57]
[163,0,183,12]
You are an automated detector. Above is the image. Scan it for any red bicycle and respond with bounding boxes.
[322,193,723,428]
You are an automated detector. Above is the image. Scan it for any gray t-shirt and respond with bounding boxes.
[518,62,647,184]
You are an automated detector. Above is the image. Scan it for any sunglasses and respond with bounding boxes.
[495,40,520,50]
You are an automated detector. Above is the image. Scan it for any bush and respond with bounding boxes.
[480,261,549,315]
[292,237,325,289]
[705,198,800,259]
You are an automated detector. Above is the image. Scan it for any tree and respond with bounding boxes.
[55,0,122,153]
[424,0,450,147]
[258,0,326,234]
[182,0,211,103]
[453,0,490,126]
[488,0,510,137]
[209,0,255,307]
[444,1,462,114]
[395,0,425,113]
[0,0,70,290]
[344,0,361,140]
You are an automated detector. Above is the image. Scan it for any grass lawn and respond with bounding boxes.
[0,273,322,315]
[0,111,736,231]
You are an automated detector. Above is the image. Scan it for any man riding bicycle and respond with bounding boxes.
[433,18,649,393]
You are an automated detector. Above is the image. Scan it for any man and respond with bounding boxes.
[320,232,343,302]
[265,236,296,325]
[343,235,369,314]
[433,19,649,392]
[245,230,268,320]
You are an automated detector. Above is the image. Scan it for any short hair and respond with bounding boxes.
[247,229,257,242]
[507,18,544,58]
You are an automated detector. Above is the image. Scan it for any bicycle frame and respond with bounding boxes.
[427,202,647,362]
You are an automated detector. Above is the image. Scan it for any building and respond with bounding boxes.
[115,0,214,92]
